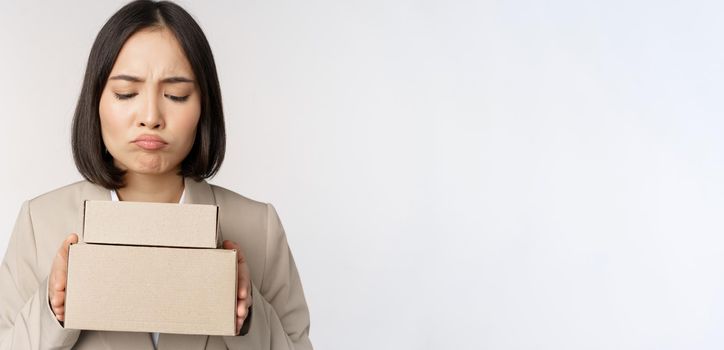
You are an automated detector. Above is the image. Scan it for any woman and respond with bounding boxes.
[0,1,312,349]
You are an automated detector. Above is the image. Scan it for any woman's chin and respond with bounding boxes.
[114,159,177,176]
[131,162,177,174]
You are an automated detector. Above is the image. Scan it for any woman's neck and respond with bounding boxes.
[115,171,184,203]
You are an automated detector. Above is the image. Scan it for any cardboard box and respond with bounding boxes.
[65,200,237,336]
[83,200,219,248]
[65,243,237,336]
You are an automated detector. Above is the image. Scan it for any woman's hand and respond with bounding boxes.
[223,240,253,335]
[48,233,79,322]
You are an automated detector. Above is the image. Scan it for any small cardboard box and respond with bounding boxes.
[65,243,237,336]
[82,200,219,248]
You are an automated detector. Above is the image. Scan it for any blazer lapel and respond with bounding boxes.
[80,180,112,201]
[183,177,217,206]
[78,178,215,350]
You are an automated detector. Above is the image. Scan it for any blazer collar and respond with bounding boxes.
[182,176,217,205]
[80,177,217,205]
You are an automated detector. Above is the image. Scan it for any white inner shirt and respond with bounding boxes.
[110,186,186,349]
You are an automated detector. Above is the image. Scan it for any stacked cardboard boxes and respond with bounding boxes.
[64,200,237,336]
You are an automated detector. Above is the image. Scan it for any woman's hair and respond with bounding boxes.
[71,0,225,189]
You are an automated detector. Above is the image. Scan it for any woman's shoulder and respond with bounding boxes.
[25,180,95,211]
[208,183,269,216]
[208,183,283,250]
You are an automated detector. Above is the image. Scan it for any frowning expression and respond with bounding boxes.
[99,27,201,175]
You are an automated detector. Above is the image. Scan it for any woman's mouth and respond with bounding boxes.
[134,140,167,150]
[133,134,168,150]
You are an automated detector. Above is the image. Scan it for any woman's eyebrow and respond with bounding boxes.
[108,74,195,84]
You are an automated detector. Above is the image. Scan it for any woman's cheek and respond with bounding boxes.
[179,100,201,152]
[100,116,125,150]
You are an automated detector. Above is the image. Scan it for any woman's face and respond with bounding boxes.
[99,27,201,176]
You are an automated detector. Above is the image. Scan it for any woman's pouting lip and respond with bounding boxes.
[133,134,168,151]
[134,140,167,150]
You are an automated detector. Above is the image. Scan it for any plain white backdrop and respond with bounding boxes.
[1,0,723,349]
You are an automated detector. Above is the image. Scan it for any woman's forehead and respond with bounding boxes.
[110,27,195,80]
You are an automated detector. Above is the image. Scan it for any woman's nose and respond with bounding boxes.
[137,93,164,129]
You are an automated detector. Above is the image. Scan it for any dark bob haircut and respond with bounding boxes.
[72,0,225,189]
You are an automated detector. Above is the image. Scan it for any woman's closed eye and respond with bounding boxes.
[113,92,190,102]
[114,92,138,100]
[164,93,190,102]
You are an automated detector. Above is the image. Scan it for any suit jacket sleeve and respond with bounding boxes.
[0,201,81,349]
[223,203,313,350]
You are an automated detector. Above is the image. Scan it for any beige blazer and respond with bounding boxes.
[0,177,313,349]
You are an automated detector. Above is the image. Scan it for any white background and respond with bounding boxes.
[1,1,723,349]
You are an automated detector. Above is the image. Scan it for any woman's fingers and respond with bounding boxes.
[237,257,250,301]
[48,233,78,320]
[223,239,253,330]
[238,270,248,299]
[50,290,65,308]
[237,301,248,319]
[53,304,65,316]
[58,234,79,262]
[51,234,78,291]
[222,239,238,251]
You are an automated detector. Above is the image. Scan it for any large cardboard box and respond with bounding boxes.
[83,200,220,248]
[65,243,237,335]
[64,200,237,336]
